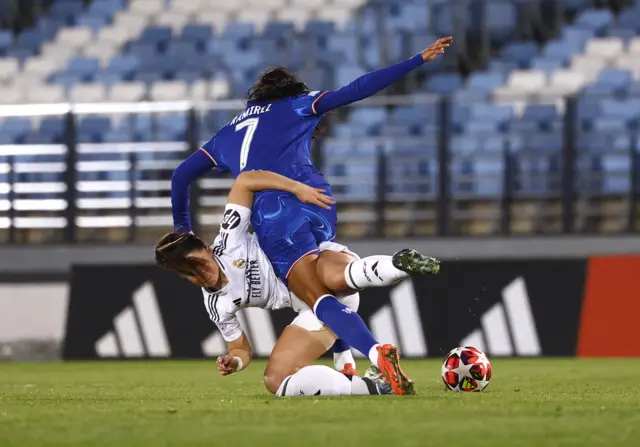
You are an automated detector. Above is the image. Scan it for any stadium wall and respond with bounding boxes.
[2,237,640,360]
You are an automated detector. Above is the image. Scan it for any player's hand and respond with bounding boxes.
[293,183,336,210]
[421,37,453,62]
[216,355,238,376]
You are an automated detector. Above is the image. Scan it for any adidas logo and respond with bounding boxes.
[460,277,541,356]
[354,280,427,358]
[95,282,171,358]
[371,261,383,281]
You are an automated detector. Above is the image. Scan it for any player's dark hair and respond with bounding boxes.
[154,232,210,281]
[247,66,326,139]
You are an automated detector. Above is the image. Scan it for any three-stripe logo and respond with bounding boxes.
[353,280,428,358]
[95,282,171,358]
[460,276,541,356]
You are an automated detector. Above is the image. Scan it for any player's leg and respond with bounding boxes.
[253,192,414,395]
[275,365,391,397]
[287,256,414,395]
[331,292,359,375]
[265,310,390,397]
[263,324,328,394]
[317,244,440,292]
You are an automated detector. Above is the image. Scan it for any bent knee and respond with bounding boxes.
[263,370,288,394]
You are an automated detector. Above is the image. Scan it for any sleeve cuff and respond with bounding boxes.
[411,54,425,67]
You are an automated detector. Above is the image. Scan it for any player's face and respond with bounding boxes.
[181,248,220,288]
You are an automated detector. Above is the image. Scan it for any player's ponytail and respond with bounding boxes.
[247,66,327,139]
[154,232,210,280]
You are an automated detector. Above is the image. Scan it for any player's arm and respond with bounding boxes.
[171,137,229,233]
[296,37,452,116]
[216,332,253,376]
[206,294,253,375]
[228,170,335,209]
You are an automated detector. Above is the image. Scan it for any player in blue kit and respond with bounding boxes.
[171,36,452,395]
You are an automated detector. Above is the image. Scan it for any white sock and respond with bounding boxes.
[344,256,408,290]
[333,349,356,372]
[368,344,380,366]
[275,365,379,397]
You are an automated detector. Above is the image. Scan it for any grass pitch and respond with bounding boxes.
[1,359,639,447]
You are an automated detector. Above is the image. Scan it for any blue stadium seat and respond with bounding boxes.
[327,34,358,64]
[76,15,109,32]
[13,29,45,51]
[501,41,539,69]
[575,9,614,36]
[223,22,255,39]
[89,0,125,18]
[487,60,519,74]
[466,72,506,92]
[560,26,594,47]
[67,57,101,79]
[426,73,463,94]
[78,116,111,143]
[348,107,388,130]
[452,135,480,154]
[470,103,513,124]
[93,72,124,85]
[432,3,454,36]
[543,40,580,61]
[602,155,630,193]
[39,117,65,141]
[616,9,640,32]
[134,71,163,85]
[510,119,541,133]
[607,27,637,40]
[593,117,628,133]
[522,104,558,123]
[139,26,173,51]
[531,57,566,72]
[180,25,214,51]
[335,65,367,87]
[595,68,632,89]
[304,20,335,38]
[264,21,295,40]
[524,132,563,152]
[128,42,158,59]
[0,30,13,56]
[49,1,85,26]
[600,98,640,124]
[50,72,85,88]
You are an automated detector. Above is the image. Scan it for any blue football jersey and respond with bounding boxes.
[201,91,329,186]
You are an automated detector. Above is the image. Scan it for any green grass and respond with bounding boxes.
[1,359,639,447]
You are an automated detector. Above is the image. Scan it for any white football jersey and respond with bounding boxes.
[201,203,292,342]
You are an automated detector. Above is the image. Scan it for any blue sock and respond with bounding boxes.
[332,339,351,354]
[314,295,378,359]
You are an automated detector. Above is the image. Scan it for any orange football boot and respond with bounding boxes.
[376,344,415,395]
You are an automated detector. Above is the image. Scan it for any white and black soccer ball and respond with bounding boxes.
[441,346,492,392]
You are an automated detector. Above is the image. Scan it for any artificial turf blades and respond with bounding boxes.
[1,359,639,447]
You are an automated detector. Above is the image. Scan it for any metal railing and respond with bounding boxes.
[0,94,638,244]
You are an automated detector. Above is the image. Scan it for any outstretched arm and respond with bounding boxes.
[227,170,336,209]
[171,148,221,233]
[306,37,453,116]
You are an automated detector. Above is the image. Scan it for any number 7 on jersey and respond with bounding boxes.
[235,118,260,170]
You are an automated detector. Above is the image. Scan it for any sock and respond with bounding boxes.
[332,340,356,371]
[344,256,408,290]
[275,365,380,397]
[331,292,359,370]
[314,295,380,366]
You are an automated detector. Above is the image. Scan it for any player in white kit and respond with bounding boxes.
[155,170,440,397]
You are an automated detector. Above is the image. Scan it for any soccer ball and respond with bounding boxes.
[441,346,492,392]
